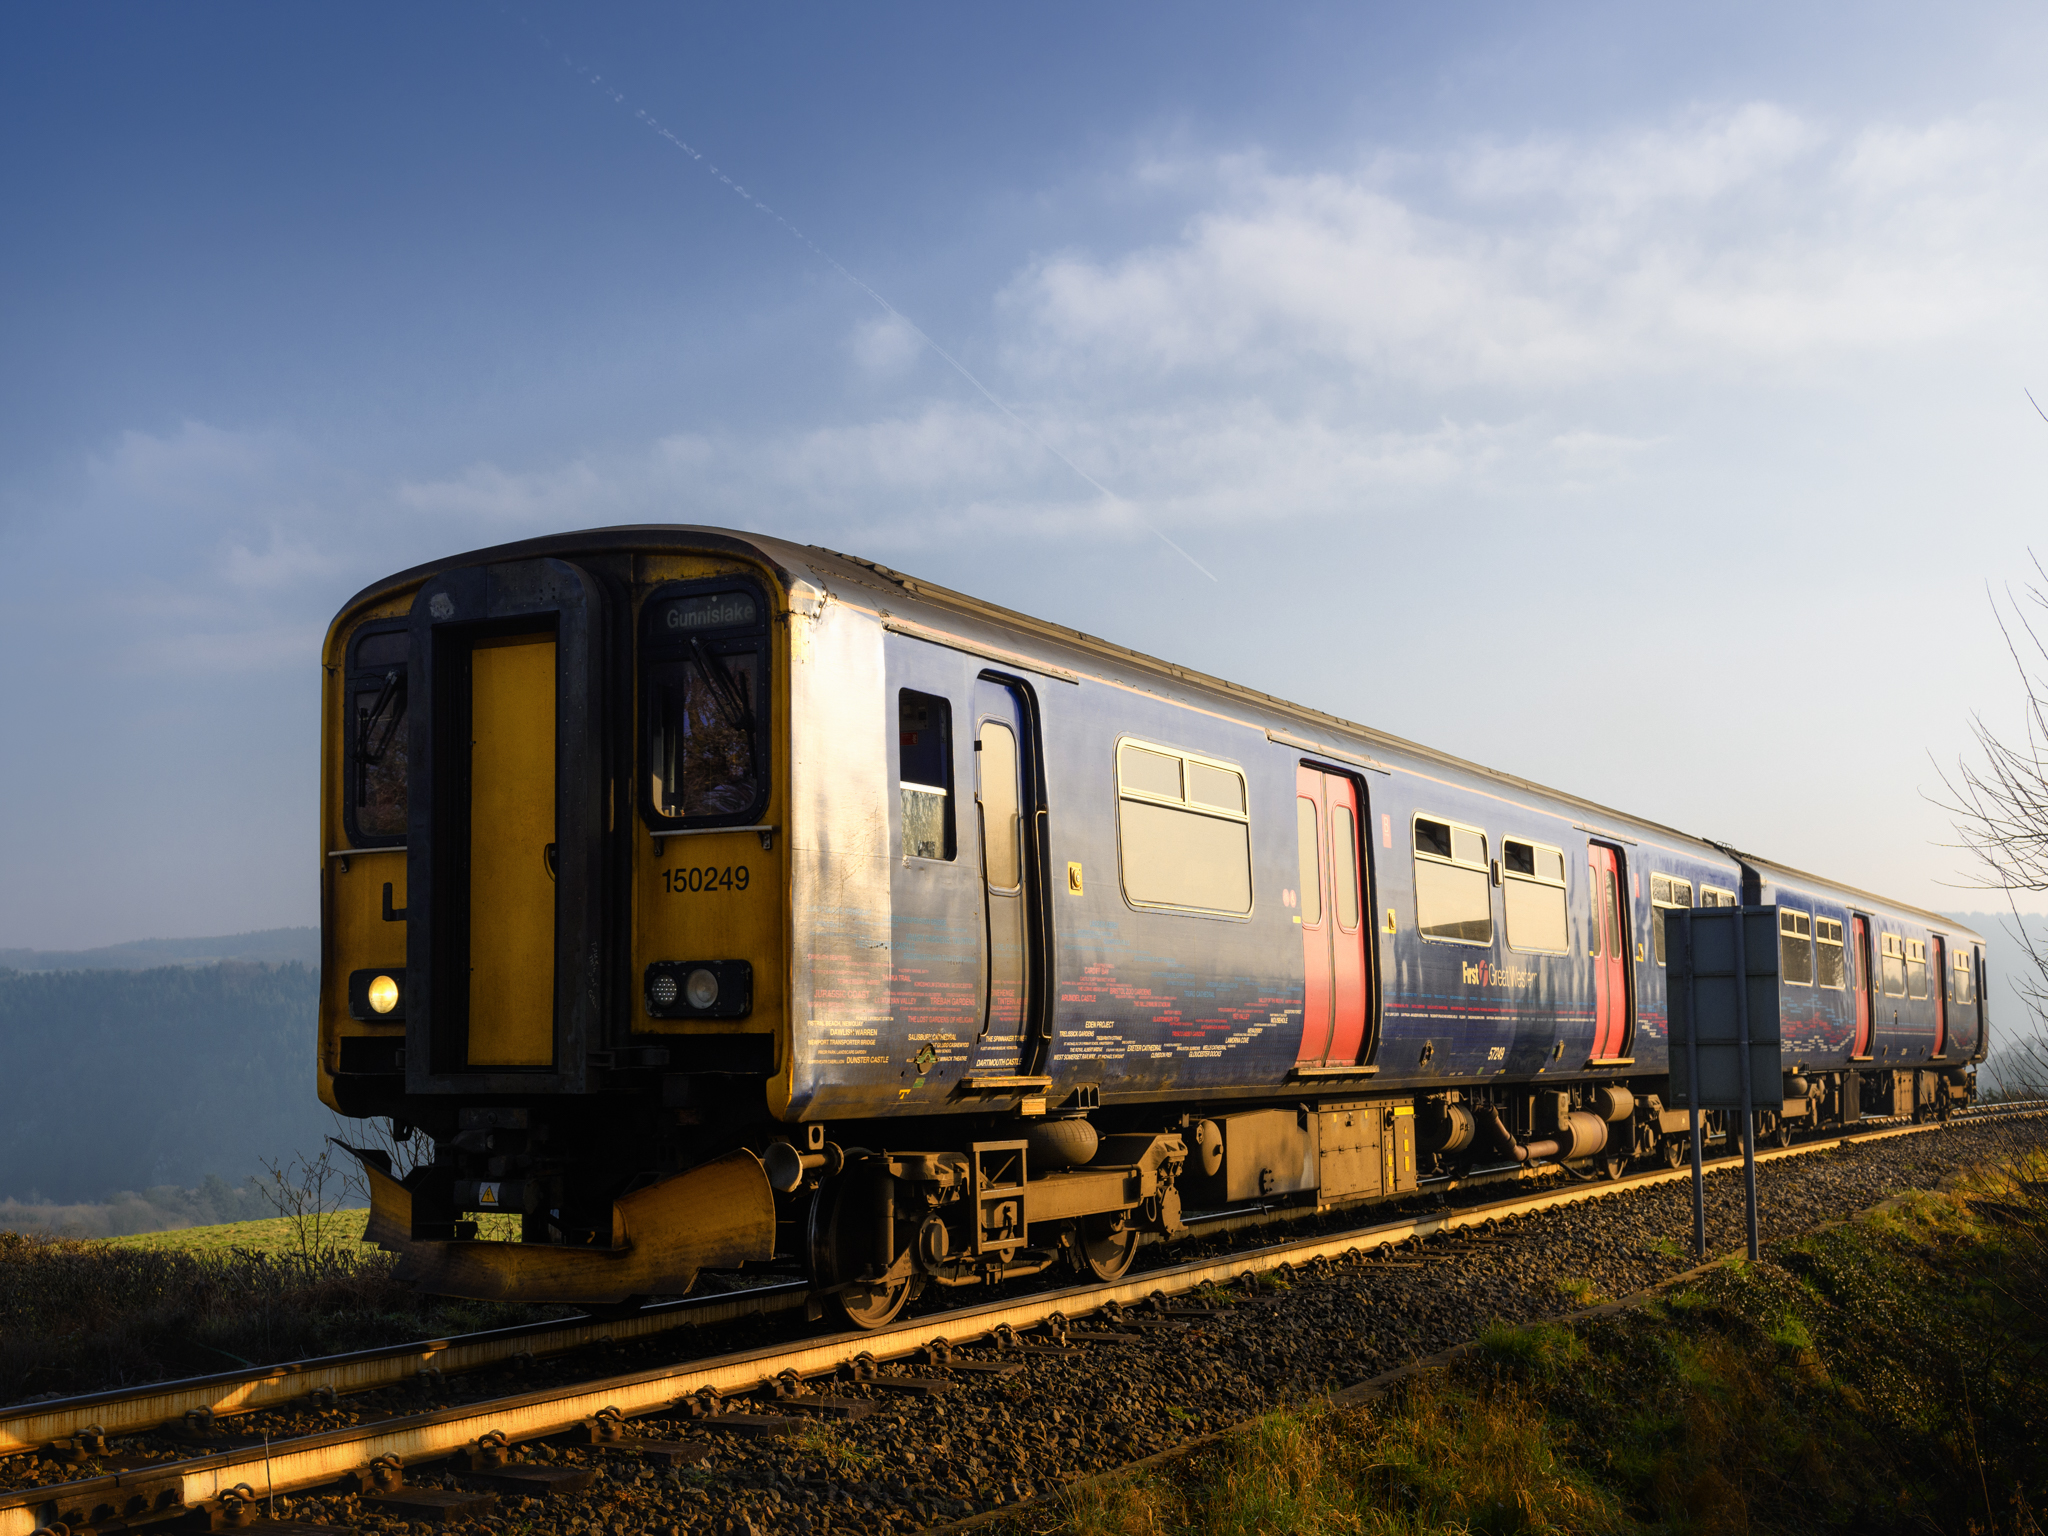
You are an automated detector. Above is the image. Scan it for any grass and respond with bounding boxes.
[105,1209,519,1259]
[0,1212,561,1404]
[998,1153,2048,1536]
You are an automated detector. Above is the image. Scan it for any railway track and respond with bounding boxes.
[5,1100,2043,1536]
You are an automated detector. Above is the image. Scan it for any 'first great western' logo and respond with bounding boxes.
[1462,959,1535,989]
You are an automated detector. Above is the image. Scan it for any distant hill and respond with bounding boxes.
[0,927,318,972]
[0,961,328,1204]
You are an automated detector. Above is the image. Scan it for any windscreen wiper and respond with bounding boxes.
[688,638,753,733]
[358,671,407,764]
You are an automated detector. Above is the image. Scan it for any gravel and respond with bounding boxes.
[6,1113,2044,1534]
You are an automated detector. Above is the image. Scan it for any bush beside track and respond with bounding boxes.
[0,1228,560,1404]
[1007,1155,2048,1536]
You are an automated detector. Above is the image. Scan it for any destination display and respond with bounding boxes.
[658,591,758,631]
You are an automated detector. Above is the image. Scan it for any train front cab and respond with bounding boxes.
[319,541,796,1305]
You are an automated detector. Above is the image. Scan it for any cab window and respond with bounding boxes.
[641,582,770,825]
[898,691,955,860]
[344,624,410,845]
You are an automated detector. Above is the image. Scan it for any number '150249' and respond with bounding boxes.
[664,865,749,894]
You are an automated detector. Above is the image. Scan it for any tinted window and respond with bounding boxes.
[1120,746,1182,801]
[1414,816,1491,945]
[1650,874,1694,964]
[1502,838,1567,954]
[1780,910,1813,986]
[1954,948,1975,1004]
[345,625,410,843]
[1117,742,1252,916]
[899,690,954,861]
[1881,933,1906,996]
[1906,938,1928,999]
[1815,917,1845,988]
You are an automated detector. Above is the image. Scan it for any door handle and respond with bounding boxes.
[382,882,407,922]
[545,843,558,881]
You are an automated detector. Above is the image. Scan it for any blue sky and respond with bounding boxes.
[4,3,2048,948]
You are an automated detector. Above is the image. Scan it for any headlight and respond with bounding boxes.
[642,959,751,1019]
[686,968,720,1010]
[367,975,401,1014]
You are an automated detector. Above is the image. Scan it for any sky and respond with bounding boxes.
[3,2,2048,949]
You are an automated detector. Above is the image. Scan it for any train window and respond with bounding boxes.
[1954,947,1974,1004]
[1815,917,1846,988]
[1779,910,1813,985]
[1700,885,1737,908]
[1121,746,1182,800]
[1906,938,1928,999]
[1502,838,1568,954]
[1649,874,1694,964]
[1414,815,1492,945]
[1332,806,1361,931]
[1116,740,1252,916]
[1295,799,1322,925]
[898,690,954,861]
[1881,932,1906,996]
[641,581,770,826]
[344,624,410,845]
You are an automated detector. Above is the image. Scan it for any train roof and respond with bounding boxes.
[335,523,1980,942]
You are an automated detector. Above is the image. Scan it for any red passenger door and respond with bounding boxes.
[1295,767,1368,1065]
[1932,935,1949,1057]
[1851,915,1873,1057]
[1587,846,1628,1061]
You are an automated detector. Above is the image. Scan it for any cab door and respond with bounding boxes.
[1587,845,1629,1061]
[1294,766,1369,1066]
[967,678,1041,1074]
[404,557,607,1093]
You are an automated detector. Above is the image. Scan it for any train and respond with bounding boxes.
[318,527,1986,1327]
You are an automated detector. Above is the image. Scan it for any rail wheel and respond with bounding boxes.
[806,1167,912,1331]
[1766,1115,1792,1149]
[1660,1137,1686,1169]
[1076,1210,1140,1283]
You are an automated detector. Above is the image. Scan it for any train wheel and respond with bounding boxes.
[1077,1211,1139,1283]
[1767,1117,1792,1149]
[1602,1151,1628,1181]
[806,1170,912,1331]
[1660,1138,1685,1169]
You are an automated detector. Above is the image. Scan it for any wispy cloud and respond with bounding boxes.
[1004,104,2048,390]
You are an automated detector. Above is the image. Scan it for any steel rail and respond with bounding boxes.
[4,1102,2042,1536]
[0,1283,808,1458]
[2,1096,2036,1462]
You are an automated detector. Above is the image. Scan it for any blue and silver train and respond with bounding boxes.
[317,527,1985,1326]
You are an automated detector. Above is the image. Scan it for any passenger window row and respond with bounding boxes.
[1408,816,1568,956]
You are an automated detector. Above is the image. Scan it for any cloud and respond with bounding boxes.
[847,313,924,377]
[1001,104,2048,392]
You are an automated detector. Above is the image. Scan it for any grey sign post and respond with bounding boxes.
[1667,906,1781,1261]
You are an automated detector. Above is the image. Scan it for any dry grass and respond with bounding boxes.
[0,1224,562,1404]
[1011,1155,2048,1536]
